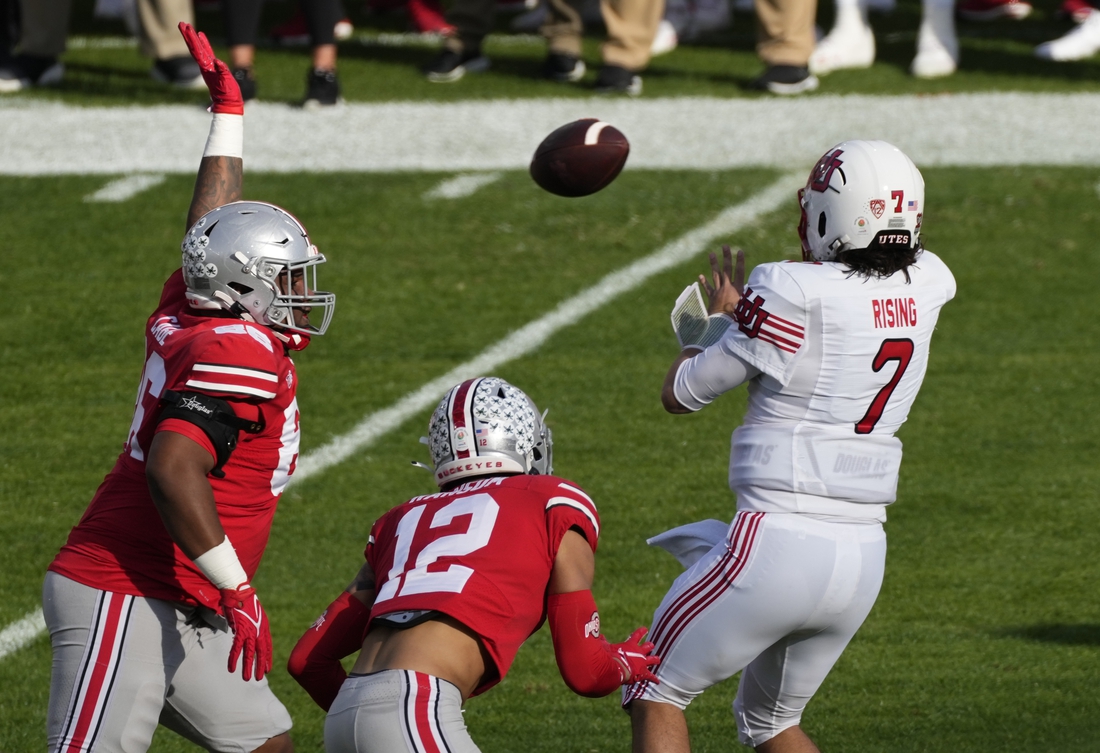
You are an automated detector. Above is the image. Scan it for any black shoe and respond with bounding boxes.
[152,56,204,89]
[303,68,342,108]
[232,66,257,102]
[423,48,490,82]
[594,64,642,95]
[749,65,819,95]
[0,54,63,92]
[543,52,586,82]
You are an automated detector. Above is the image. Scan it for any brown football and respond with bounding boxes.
[529,119,630,198]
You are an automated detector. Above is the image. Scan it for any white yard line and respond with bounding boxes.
[0,608,46,661]
[0,171,798,658]
[423,172,503,200]
[292,170,802,483]
[84,173,167,203]
[4,93,1100,175]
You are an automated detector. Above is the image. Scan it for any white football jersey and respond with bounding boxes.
[683,251,955,522]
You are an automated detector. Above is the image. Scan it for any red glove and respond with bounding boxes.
[548,590,661,697]
[220,584,272,681]
[608,627,660,685]
[178,22,244,115]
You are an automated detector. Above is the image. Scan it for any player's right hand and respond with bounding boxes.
[178,22,244,116]
[609,627,661,685]
[700,244,745,318]
[219,584,272,681]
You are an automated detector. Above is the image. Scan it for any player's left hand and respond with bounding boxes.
[178,22,244,115]
[609,627,661,685]
[700,244,745,318]
[219,584,273,681]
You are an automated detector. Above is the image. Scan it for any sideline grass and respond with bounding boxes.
[11,0,1100,106]
[1,166,1098,751]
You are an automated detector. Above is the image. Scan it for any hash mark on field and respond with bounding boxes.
[0,172,800,661]
[0,608,45,660]
[291,170,804,484]
[423,172,503,200]
[85,174,167,203]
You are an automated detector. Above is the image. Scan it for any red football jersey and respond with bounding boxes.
[50,270,302,609]
[366,473,600,695]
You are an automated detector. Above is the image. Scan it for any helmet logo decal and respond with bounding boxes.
[854,217,869,235]
[869,200,886,219]
[809,149,845,193]
[454,426,470,452]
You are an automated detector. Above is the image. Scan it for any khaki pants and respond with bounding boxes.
[447,0,662,72]
[754,0,817,66]
[18,0,192,59]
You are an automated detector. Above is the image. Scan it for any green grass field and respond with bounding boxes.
[2,162,1100,751]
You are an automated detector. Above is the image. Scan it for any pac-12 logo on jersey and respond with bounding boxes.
[809,149,845,193]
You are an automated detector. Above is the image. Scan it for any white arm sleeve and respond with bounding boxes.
[673,343,761,412]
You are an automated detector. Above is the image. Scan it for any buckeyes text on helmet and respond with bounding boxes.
[798,140,925,262]
[181,201,336,337]
[428,377,553,488]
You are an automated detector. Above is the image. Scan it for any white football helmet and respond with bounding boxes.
[427,377,553,488]
[798,140,924,262]
[181,202,336,337]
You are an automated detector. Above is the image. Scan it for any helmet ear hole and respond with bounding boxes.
[817,212,827,238]
[227,282,253,295]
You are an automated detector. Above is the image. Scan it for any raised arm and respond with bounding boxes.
[663,246,749,413]
[178,23,245,231]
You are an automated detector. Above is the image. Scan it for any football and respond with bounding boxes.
[529,119,630,198]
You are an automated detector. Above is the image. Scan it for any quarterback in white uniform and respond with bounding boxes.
[626,140,956,753]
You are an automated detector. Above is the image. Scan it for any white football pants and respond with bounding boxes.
[625,510,886,747]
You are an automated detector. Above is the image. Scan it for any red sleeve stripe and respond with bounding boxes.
[192,363,278,381]
[546,496,600,538]
[757,329,801,353]
[184,378,277,399]
[763,315,804,337]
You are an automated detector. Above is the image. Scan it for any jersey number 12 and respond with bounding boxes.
[375,493,500,604]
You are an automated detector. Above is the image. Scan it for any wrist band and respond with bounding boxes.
[194,536,249,589]
[203,113,244,159]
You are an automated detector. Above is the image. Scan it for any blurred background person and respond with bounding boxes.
[0,0,200,92]
[421,0,662,95]
[809,0,958,78]
[221,0,346,106]
[1036,0,1100,59]
[750,0,819,94]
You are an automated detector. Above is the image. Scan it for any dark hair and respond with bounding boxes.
[836,239,921,284]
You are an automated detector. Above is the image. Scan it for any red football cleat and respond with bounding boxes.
[957,0,1032,21]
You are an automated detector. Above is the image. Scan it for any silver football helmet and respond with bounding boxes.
[427,377,553,488]
[181,201,336,337]
[798,140,924,261]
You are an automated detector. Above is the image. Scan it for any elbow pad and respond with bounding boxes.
[547,590,624,698]
[157,390,264,477]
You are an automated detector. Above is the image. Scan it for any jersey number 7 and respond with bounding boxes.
[855,338,914,435]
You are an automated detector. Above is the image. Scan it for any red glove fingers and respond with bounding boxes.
[178,22,244,115]
[609,626,661,685]
[220,584,272,681]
